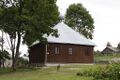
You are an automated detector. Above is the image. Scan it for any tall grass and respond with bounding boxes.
[94,52,120,62]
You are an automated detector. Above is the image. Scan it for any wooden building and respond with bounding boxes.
[29,22,95,66]
[102,46,120,54]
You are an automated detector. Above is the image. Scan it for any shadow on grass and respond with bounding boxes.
[0,67,41,75]
[0,68,12,75]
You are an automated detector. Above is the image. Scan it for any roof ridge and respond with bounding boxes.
[31,22,95,47]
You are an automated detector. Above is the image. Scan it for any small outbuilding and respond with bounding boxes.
[29,22,95,66]
[102,46,120,54]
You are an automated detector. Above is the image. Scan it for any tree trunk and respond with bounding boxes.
[11,38,15,71]
[13,32,21,71]
[12,0,23,71]
[1,29,4,69]
[12,48,15,71]
[0,59,1,68]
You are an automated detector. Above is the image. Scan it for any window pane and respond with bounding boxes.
[55,47,59,54]
[68,48,73,54]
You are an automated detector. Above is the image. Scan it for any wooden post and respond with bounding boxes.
[44,44,47,66]
[57,64,60,71]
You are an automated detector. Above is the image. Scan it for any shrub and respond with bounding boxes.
[77,63,120,80]
[107,63,120,80]
[17,57,29,68]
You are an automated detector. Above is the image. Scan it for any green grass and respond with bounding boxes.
[0,65,105,80]
[1,53,118,80]
[94,53,120,62]
[0,68,12,74]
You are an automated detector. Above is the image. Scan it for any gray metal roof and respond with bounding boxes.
[47,22,95,46]
[32,22,95,46]
[107,46,119,52]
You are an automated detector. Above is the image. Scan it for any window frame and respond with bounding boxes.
[68,47,73,54]
[55,47,60,54]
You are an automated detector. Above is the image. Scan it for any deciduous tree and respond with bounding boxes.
[107,42,112,47]
[117,42,120,49]
[0,0,59,70]
[65,3,94,39]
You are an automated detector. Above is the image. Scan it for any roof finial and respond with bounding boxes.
[107,42,112,47]
[59,15,65,22]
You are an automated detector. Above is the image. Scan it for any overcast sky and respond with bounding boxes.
[1,0,120,55]
[57,0,120,51]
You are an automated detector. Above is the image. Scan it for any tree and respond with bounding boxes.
[0,50,10,62]
[0,0,59,70]
[0,36,10,68]
[17,56,28,67]
[65,3,94,39]
[117,42,120,49]
[107,42,112,47]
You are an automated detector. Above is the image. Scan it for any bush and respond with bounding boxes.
[0,68,12,74]
[77,63,120,80]
[108,63,120,80]
[17,57,29,68]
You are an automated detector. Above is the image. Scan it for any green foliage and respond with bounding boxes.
[106,42,112,47]
[23,0,60,46]
[65,3,94,39]
[77,63,120,80]
[0,67,12,74]
[117,42,120,49]
[0,0,59,46]
[108,63,120,80]
[17,57,28,67]
[0,64,96,80]
[0,0,59,70]
[94,50,102,56]
[0,50,10,60]
[94,52,120,63]
[0,36,10,61]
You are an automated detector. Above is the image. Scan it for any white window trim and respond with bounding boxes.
[55,47,59,54]
[68,48,73,54]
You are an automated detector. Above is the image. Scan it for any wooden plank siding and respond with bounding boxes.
[29,43,94,66]
[47,43,94,63]
[29,44,46,66]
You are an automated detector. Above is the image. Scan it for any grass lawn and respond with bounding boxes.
[0,64,106,80]
[1,53,119,80]
[94,53,120,62]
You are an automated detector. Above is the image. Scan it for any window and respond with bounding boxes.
[55,47,59,54]
[68,48,73,54]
